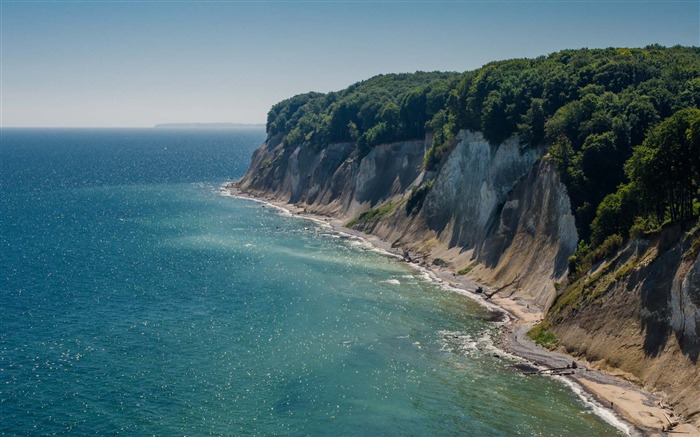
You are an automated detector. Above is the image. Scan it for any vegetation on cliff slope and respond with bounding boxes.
[535,218,700,355]
[266,46,700,253]
[345,202,398,228]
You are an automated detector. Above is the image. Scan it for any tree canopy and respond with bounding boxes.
[265,46,700,248]
[266,72,460,151]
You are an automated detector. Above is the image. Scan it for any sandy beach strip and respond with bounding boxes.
[223,184,698,437]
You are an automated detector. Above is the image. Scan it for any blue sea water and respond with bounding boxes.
[0,128,624,436]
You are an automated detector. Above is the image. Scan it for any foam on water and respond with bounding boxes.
[436,325,630,435]
[437,329,519,361]
[274,206,295,218]
[557,378,632,435]
[403,261,510,318]
[345,238,376,251]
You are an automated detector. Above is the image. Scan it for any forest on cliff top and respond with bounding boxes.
[264,46,700,270]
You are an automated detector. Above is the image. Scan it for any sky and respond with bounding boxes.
[1,0,699,128]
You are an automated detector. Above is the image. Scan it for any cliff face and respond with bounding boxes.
[423,131,541,250]
[239,135,426,218]
[549,224,700,422]
[417,131,577,309]
[239,130,577,307]
[238,129,700,423]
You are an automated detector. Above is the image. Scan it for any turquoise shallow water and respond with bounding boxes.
[0,129,623,436]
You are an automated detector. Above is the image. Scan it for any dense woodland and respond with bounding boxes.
[266,46,700,271]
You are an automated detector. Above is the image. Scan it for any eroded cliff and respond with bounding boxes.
[545,223,700,423]
[239,134,426,218]
[238,130,577,310]
[237,128,700,426]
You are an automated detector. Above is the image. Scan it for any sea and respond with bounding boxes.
[0,128,625,436]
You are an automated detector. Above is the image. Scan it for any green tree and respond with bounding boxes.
[518,98,546,146]
[482,90,512,144]
[590,183,640,245]
[626,107,700,223]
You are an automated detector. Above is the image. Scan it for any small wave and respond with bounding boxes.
[433,285,628,434]
[219,189,234,197]
[416,272,437,283]
[406,263,509,320]
[437,330,521,362]
[217,183,238,197]
[342,236,400,259]
[369,246,403,259]
[557,378,631,436]
[438,330,489,355]
[347,239,375,251]
[383,279,400,285]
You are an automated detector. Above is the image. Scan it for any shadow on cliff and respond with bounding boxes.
[643,319,700,365]
[638,225,699,364]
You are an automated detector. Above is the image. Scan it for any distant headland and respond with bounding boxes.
[154,123,265,129]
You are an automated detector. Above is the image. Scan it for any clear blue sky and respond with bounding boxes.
[1,1,698,127]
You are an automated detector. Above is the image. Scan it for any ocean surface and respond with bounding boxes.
[0,128,624,436]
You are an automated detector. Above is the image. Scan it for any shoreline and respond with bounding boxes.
[222,184,696,437]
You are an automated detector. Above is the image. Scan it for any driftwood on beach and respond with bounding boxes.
[523,361,579,376]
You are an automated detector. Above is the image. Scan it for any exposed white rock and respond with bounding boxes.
[424,131,540,248]
[671,253,700,341]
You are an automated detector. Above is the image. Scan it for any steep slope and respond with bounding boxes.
[541,223,700,424]
[239,134,427,218]
[416,131,578,308]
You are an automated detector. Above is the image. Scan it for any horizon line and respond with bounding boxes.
[0,125,267,129]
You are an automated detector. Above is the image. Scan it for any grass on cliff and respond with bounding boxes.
[686,236,700,261]
[568,234,623,283]
[683,219,700,261]
[527,323,558,349]
[346,202,397,228]
[457,264,475,275]
[549,239,659,325]
[549,257,624,320]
